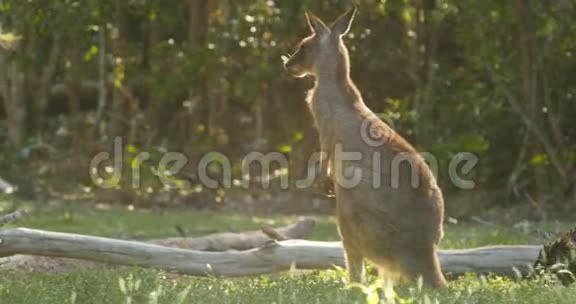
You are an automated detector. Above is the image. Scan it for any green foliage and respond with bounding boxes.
[1,0,575,207]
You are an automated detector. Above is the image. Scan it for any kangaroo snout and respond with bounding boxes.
[282,54,307,78]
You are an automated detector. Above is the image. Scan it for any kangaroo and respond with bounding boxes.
[282,8,446,287]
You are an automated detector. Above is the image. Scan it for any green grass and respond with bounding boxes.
[8,204,339,241]
[0,202,574,303]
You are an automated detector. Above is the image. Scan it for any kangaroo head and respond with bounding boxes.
[283,7,356,78]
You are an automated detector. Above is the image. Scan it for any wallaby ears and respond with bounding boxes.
[305,12,330,37]
[331,7,357,36]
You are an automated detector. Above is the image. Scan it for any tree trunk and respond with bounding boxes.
[94,25,108,139]
[4,59,26,148]
[514,0,568,191]
[0,22,26,148]
[108,0,130,141]
[34,35,61,134]
[186,0,210,137]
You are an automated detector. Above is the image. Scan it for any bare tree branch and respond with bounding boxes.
[0,210,25,227]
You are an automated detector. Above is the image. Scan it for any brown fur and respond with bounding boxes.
[283,8,446,287]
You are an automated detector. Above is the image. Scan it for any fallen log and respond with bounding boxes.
[0,219,315,274]
[0,228,541,277]
[0,210,25,227]
[148,218,315,250]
